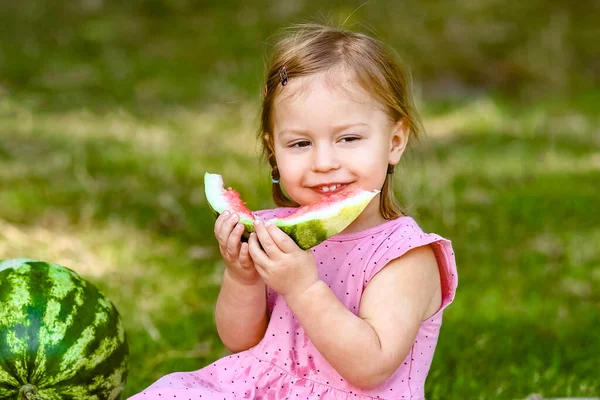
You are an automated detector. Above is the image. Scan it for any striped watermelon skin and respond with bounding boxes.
[0,260,128,400]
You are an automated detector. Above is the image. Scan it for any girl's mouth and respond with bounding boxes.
[311,183,348,195]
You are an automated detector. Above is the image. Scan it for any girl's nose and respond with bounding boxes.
[311,143,340,172]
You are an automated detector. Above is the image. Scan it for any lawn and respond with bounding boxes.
[0,1,598,399]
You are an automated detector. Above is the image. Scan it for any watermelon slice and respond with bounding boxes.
[204,172,379,249]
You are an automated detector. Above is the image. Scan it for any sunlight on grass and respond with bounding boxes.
[1,98,262,158]
[424,97,507,137]
[565,229,600,268]
[0,216,113,278]
[423,96,599,141]
[0,212,216,291]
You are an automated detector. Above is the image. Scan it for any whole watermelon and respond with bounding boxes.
[0,258,128,400]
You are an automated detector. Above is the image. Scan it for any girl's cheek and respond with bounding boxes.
[282,154,308,169]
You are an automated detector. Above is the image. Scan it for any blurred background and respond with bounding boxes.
[0,0,598,398]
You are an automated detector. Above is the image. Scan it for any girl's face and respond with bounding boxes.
[272,70,409,230]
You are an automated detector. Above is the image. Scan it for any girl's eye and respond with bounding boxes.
[291,141,311,148]
[340,136,360,143]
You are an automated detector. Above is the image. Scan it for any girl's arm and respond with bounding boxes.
[215,268,269,353]
[284,245,441,389]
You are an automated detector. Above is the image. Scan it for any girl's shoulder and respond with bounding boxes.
[327,215,458,314]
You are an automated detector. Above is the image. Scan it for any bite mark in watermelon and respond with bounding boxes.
[204,172,379,250]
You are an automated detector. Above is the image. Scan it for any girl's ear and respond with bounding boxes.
[388,118,410,166]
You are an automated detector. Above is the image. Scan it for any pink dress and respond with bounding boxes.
[128,211,458,400]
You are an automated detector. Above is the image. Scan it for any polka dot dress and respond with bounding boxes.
[128,211,458,400]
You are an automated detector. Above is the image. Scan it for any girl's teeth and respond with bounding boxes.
[320,184,340,193]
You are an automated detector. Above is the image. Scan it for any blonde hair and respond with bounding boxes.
[258,23,423,219]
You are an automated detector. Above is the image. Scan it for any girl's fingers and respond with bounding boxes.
[263,221,298,253]
[213,211,228,237]
[248,232,271,267]
[239,242,253,268]
[253,219,280,257]
[225,222,244,256]
[216,212,238,243]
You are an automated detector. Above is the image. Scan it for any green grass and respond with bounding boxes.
[1,1,599,399]
[2,94,598,399]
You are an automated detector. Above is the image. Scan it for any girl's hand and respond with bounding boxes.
[214,211,261,286]
[248,219,319,299]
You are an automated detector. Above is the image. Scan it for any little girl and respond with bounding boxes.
[129,24,457,400]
